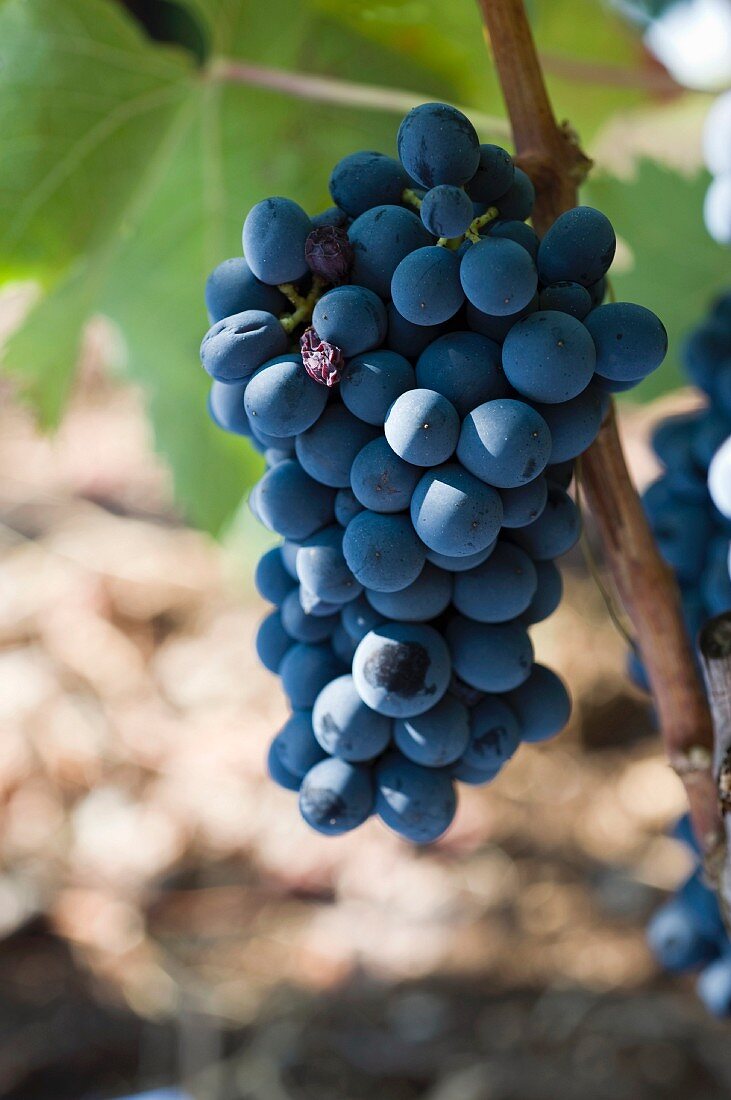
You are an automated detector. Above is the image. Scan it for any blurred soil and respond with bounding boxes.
[0,341,727,1099]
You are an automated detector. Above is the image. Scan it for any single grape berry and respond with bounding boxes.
[304,225,354,285]
[300,325,344,387]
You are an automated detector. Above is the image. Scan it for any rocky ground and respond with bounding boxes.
[0,347,727,1099]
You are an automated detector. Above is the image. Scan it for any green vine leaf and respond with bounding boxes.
[0,0,456,532]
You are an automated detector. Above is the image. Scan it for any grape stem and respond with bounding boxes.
[478,0,725,879]
[699,614,731,933]
[278,277,326,334]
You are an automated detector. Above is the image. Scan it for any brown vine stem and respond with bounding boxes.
[477,0,723,864]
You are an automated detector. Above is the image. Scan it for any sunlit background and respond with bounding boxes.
[1,0,730,1097]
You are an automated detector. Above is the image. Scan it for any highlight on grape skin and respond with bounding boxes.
[200,98,668,848]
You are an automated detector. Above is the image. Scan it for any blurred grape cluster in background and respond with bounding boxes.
[0,0,730,1096]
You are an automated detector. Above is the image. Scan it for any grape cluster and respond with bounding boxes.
[200,101,667,843]
[704,90,731,246]
[631,293,731,692]
[647,816,731,1017]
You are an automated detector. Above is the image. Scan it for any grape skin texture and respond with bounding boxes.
[397,103,480,188]
[446,615,533,693]
[375,752,457,843]
[340,349,415,426]
[415,331,507,417]
[203,99,668,844]
[299,757,374,835]
[205,256,287,323]
[460,237,538,317]
[394,696,470,768]
[457,399,552,489]
[502,311,596,403]
[384,389,460,467]
[410,464,503,557]
[391,246,465,326]
[348,205,432,299]
[312,675,392,762]
[242,197,312,285]
[312,286,387,358]
[352,623,451,718]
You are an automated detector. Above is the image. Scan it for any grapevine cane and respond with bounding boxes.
[476,0,725,872]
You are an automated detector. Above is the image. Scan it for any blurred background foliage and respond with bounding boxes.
[0,0,726,532]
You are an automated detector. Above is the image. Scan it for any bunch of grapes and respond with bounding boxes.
[200,102,667,843]
[647,816,731,1017]
[631,292,731,692]
[704,90,731,246]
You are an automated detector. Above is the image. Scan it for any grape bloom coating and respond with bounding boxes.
[200,100,667,844]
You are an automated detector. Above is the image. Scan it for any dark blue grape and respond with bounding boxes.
[499,477,548,529]
[280,642,344,709]
[272,710,326,777]
[341,349,415,426]
[312,285,387,358]
[348,205,432,298]
[534,385,607,463]
[537,206,616,286]
[495,167,535,220]
[420,185,474,237]
[502,311,596,403]
[522,560,563,624]
[416,331,507,417]
[329,151,410,217]
[391,246,464,326]
[397,102,480,188]
[256,610,291,672]
[446,615,533,692]
[352,622,451,717]
[375,751,457,843]
[242,197,312,284]
[205,257,287,323]
[386,302,450,359]
[200,310,288,383]
[255,460,335,540]
[311,206,348,229]
[504,663,571,741]
[411,464,503,557]
[585,302,668,383]
[488,219,539,260]
[385,389,460,466]
[304,225,353,284]
[281,588,338,643]
[350,437,420,513]
[460,237,538,316]
[394,696,470,767]
[465,143,514,203]
[244,353,328,438]
[255,547,296,606]
[341,595,386,643]
[295,405,379,488]
[453,542,537,622]
[267,741,301,791]
[457,399,552,488]
[425,543,496,572]
[365,562,452,621]
[342,510,426,593]
[312,674,392,762]
[511,484,580,560]
[296,525,362,605]
[538,282,592,320]
[334,487,364,527]
[208,380,250,435]
[461,696,521,772]
[466,293,539,342]
[299,757,374,835]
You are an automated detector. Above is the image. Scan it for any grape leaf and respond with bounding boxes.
[587,161,729,401]
[0,0,455,532]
